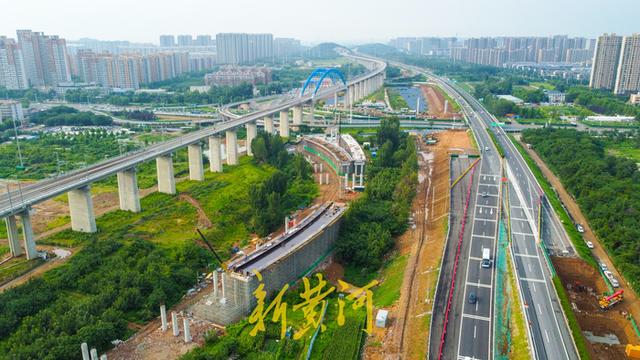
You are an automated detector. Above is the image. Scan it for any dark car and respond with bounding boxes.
[468,292,477,304]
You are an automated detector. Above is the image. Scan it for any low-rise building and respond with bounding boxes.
[496,94,525,105]
[630,92,640,105]
[0,100,25,125]
[546,90,566,104]
[204,66,271,87]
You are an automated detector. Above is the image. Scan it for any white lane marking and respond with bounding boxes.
[467,281,493,289]
[469,256,483,261]
[475,301,478,312]
[510,217,529,222]
[462,314,491,322]
[474,325,477,339]
[520,277,545,283]
[537,303,542,314]
[473,234,495,240]
[532,282,537,292]
[545,329,550,343]
[513,253,538,259]
[528,263,533,272]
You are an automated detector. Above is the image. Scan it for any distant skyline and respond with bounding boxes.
[1,0,638,45]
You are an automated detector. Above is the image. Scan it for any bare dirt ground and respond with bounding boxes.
[108,284,221,360]
[553,257,637,359]
[517,137,640,345]
[363,130,475,360]
[419,84,461,120]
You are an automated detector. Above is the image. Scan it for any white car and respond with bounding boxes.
[599,263,608,272]
[586,241,594,249]
[576,224,585,233]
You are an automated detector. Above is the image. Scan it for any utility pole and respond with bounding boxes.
[11,116,24,169]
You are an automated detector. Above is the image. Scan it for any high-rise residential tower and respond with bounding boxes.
[159,35,175,47]
[614,34,640,95]
[15,30,71,87]
[590,34,623,90]
[0,36,28,89]
[216,33,273,64]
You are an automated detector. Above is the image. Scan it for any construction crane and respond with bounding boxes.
[196,228,228,272]
[598,289,624,310]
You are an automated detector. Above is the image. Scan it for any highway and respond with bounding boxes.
[434,74,579,359]
[0,54,385,219]
[385,57,578,359]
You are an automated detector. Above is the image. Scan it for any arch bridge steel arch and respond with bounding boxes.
[300,68,347,98]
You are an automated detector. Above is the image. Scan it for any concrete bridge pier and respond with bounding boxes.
[19,210,37,259]
[264,116,274,134]
[156,154,176,194]
[226,130,238,165]
[208,136,222,172]
[68,185,97,232]
[117,168,141,213]
[5,215,23,256]
[279,110,290,138]
[188,143,205,181]
[246,122,257,156]
[292,105,303,128]
[334,93,338,108]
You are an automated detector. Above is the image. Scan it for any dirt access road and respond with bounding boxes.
[419,84,461,120]
[363,130,476,360]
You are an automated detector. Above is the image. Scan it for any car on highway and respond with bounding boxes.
[586,241,594,249]
[481,248,492,268]
[576,224,585,233]
[468,292,477,304]
[484,146,489,151]
[482,191,488,197]
[600,263,608,272]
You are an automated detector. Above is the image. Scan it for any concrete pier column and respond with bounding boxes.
[225,130,238,165]
[156,155,176,194]
[172,312,179,336]
[117,168,141,213]
[279,110,289,138]
[160,304,168,331]
[292,105,303,126]
[183,318,192,343]
[325,173,329,184]
[334,93,338,108]
[68,186,97,233]
[188,143,205,181]
[81,343,90,360]
[208,136,222,172]
[221,272,227,300]
[5,215,23,256]
[19,210,37,259]
[246,122,257,156]
[264,116,274,134]
[309,104,315,124]
[213,271,219,298]
[90,348,98,360]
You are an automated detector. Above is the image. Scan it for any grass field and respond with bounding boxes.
[604,140,640,162]
[0,257,44,285]
[529,82,556,90]
[373,254,408,307]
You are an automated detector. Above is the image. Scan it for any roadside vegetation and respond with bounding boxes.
[387,89,410,110]
[30,106,113,127]
[521,128,640,290]
[337,117,418,279]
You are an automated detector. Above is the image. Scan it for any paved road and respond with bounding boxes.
[384,57,578,360]
[0,54,385,219]
[439,79,579,360]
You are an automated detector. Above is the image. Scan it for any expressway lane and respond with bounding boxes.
[382,57,578,359]
[440,77,579,360]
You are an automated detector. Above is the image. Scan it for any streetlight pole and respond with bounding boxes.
[10,116,24,169]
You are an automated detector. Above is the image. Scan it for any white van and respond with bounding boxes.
[481,248,492,268]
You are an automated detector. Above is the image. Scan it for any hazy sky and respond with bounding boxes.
[1,0,637,45]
